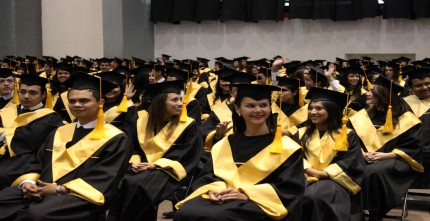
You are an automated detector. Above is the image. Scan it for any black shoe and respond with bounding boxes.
[162,211,175,219]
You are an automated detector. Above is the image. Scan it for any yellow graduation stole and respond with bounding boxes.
[349,109,421,152]
[136,111,193,163]
[51,123,122,181]
[60,91,75,122]
[403,95,430,118]
[0,106,54,157]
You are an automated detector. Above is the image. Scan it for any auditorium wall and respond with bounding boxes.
[154,18,430,62]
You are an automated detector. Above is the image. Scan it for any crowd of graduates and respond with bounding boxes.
[0,53,428,221]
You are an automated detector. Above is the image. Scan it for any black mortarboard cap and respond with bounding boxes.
[411,60,430,68]
[376,60,388,67]
[161,54,172,59]
[385,61,400,70]
[309,66,328,83]
[362,56,373,61]
[305,87,348,110]
[234,84,280,101]
[56,62,73,73]
[365,66,383,75]
[402,65,416,73]
[233,56,249,61]
[276,76,300,88]
[95,71,126,86]
[166,68,190,81]
[72,67,90,74]
[22,63,37,75]
[215,57,232,64]
[17,74,48,88]
[64,72,117,96]
[213,65,241,79]
[113,66,130,76]
[0,68,14,78]
[196,57,210,63]
[341,65,365,76]
[98,57,112,63]
[247,59,270,68]
[145,80,184,99]
[221,72,256,84]
[403,68,430,80]
[392,56,411,64]
[373,75,404,95]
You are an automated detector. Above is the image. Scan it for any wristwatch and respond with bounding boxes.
[56,184,65,195]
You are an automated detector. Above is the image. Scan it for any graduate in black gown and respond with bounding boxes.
[106,80,203,221]
[0,68,17,110]
[292,87,365,221]
[274,76,308,136]
[0,72,131,220]
[51,63,75,123]
[349,76,423,221]
[95,71,138,136]
[339,66,368,111]
[0,74,64,191]
[402,68,430,188]
[175,84,305,221]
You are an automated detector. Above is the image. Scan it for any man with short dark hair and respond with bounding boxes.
[0,68,17,109]
[0,72,131,220]
[0,74,64,190]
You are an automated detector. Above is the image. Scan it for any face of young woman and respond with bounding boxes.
[164,93,183,120]
[278,86,296,104]
[384,67,394,80]
[308,101,329,127]
[56,70,71,83]
[366,87,379,107]
[304,74,315,89]
[219,79,230,93]
[235,97,271,127]
[347,73,361,87]
[104,85,121,102]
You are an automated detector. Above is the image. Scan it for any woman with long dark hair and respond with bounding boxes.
[339,66,368,111]
[349,76,423,221]
[293,87,365,221]
[95,71,137,133]
[107,80,203,221]
[175,84,305,221]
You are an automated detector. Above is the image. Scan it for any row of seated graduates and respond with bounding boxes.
[0,54,429,221]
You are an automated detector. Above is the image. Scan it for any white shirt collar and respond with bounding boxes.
[156,77,165,83]
[21,102,43,111]
[76,119,98,129]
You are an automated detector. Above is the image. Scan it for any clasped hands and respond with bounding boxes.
[363,152,396,164]
[21,180,62,200]
[131,162,156,173]
[208,188,249,204]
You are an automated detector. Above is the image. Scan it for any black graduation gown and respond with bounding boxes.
[174,133,305,221]
[194,86,211,115]
[103,100,138,134]
[0,124,131,221]
[0,97,12,110]
[107,118,203,221]
[293,130,365,221]
[0,107,64,190]
[349,110,423,219]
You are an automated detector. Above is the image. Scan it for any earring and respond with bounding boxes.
[238,113,241,117]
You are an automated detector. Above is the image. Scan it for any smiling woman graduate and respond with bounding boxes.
[174,84,305,221]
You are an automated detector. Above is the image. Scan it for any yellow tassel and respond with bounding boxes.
[89,104,105,140]
[265,76,269,85]
[333,116,349,151]
[270,125,283,153]
[45,87,53,109]
[179,104,188,123]
[398,73,403,82]
[117,93,128,113]
[298,87,304,107]
[11,83,19,104]
[366,79,372,91]
[383,105,393,134]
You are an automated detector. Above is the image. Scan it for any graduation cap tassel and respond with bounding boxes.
[45,86,53,109]
[11,82,19,104]
[382,82,394,134]
[271,87,283,154]
[298,80,304,107]
[333,102,349,151]
[117,75,129,113]
[90,77,105,140]
[180,82,192,123]
[398,65,403,82]
[363,69,372,91]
